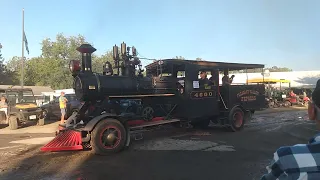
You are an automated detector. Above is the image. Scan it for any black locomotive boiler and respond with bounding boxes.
[41,42,266,155]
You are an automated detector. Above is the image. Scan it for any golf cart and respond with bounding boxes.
[0,88,45,130]
[282,88,311,107]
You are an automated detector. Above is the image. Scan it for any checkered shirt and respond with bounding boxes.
[261,133,320,180]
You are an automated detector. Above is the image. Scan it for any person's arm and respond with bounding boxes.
[261,151,285,180]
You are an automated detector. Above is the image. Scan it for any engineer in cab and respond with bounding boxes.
[199,71,213,90]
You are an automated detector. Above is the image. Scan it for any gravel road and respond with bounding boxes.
[0,108,314,180]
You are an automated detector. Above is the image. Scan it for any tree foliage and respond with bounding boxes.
[4,34,114,89]
[0,44,18,84]
[266,66,292,72]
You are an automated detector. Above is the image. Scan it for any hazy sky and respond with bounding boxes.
[1,0,320,70]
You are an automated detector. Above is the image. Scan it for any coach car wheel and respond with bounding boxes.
[8,115,18,130]
[91,119,127,155]
[142,106,154,121]
[228,107,244,132]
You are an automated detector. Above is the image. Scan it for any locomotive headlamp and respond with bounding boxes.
[69,60,81,75]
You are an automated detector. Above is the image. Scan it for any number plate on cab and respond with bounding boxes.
[29,115,37,120]
[190,91,215,99]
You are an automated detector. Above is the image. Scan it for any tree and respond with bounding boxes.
[0,44,18,85]
[266,66,292,72]
[92,51,114,74]
[33,33,89,89]
[5,34,90,89]
[5,34,119,89]
[196,57,203,61]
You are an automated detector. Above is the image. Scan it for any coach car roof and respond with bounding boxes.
[145,59,265,71]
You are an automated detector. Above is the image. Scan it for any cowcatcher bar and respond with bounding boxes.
[40,128,83,152]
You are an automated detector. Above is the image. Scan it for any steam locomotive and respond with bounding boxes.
[41,42,265,155]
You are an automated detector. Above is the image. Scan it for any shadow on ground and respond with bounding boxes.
[0,119,58,131]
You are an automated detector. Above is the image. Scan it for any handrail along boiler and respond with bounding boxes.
[41,42,266,155]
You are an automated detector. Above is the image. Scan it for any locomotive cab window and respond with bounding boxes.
[197,70,218,90]
[177,71,185,87]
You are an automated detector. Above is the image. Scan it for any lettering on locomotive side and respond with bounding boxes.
[237,90,259,102]
[190,91,215,99]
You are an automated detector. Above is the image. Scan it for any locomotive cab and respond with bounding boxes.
[146,60,220,119]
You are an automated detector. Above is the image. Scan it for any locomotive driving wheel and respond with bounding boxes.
[91,119,127,155]
[142,106,154,121]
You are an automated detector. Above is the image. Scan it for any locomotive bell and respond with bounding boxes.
[103,61,113,75]
[76,44,96,73]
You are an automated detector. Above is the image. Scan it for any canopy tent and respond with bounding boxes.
[247,78,291,90]
[247,78,290,84]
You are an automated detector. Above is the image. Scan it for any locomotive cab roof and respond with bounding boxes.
[145,59,265,73]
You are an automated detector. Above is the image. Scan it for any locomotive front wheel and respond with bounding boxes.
[228,107,245,132]
[91,119,127,155]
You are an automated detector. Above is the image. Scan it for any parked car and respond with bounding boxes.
[41,94,81,120]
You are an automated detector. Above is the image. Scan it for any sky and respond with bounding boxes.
[1,0,320,70]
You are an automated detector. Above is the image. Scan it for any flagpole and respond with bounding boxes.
[21,8,24,88]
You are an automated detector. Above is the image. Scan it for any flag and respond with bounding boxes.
[24,31,29,54]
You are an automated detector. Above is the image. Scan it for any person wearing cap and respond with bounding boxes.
[261,79,320,179]
[59,92,68,125]
[199,71,212,89]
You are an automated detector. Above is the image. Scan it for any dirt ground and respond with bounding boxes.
[0,107,314,180]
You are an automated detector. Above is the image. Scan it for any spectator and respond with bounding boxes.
[0,96,8,120]
[59,92,68,125]
[261,79,320,179]
[222,70,230,86]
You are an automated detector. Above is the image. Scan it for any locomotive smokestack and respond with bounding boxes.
[76,44,96,73]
